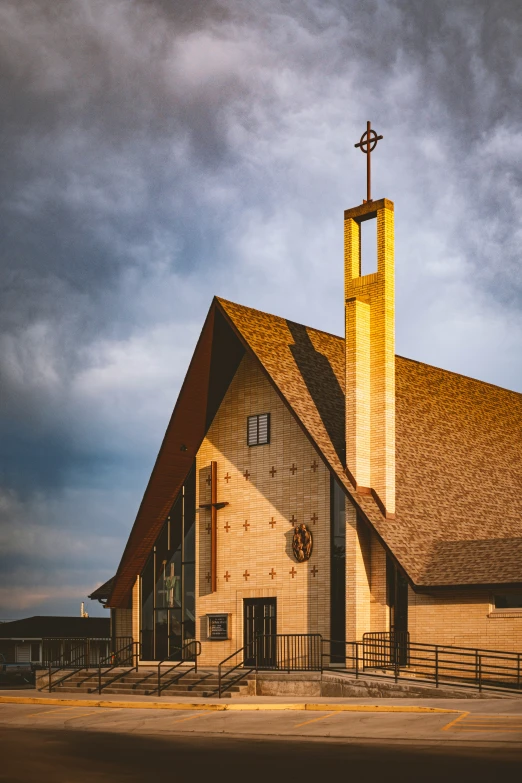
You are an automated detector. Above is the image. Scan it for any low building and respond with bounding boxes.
[0,616,110,665]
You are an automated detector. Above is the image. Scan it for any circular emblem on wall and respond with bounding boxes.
[292,523,313,562]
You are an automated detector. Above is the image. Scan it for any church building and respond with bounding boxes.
[99,194,522,666]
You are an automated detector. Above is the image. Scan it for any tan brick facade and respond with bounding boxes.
[408,588,522,651]
[195,353,331,665]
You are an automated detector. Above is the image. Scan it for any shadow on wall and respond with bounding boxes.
[286,321,345,465]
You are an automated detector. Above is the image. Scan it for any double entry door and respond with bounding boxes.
[243,598,277,668]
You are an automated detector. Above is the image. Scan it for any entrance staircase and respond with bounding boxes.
[49,667,254,698]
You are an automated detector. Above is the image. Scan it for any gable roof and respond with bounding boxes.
[108,297,522,606]
[88,577,115,603]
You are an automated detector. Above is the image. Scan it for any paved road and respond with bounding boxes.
[0,702,521,782]
[1,724,521,783]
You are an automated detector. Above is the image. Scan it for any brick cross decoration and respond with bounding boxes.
[206,474,212,486]
[290,463,297,475]
[206,523,212,534]
[199,461,229,593]
[269,517,277,528]
[224,571,231,582]
[269,568,277,580]
[310,513,318,525]
[243,570,250,581]
[243,520,250,531]
[289,567,297,578]
[206,572,211,583]
[224,521,231,532]
[269,466,277,478]
[224,472,231,484]
[310,460,318,472]
[243,469,251,480]
[290,514,297,526]
[311,565,318,577]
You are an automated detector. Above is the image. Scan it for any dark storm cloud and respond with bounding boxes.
[0,0,520,617]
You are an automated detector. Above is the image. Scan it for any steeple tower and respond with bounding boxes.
[345,128,395,517]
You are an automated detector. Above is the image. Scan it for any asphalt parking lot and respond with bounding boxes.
[1,700,522,783]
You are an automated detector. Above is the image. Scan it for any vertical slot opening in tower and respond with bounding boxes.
[360,217,378,276]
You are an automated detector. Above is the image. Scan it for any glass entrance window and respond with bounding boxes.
[140,462,197,661]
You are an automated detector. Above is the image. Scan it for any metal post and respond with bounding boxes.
[478,655,482,693]
[218,664,222,699]
[98,661,102,695]
[435,646,439,687]
[48,660,52,693]
[517,654,520,690]
[355,643,359,679]
[475,650,479,687]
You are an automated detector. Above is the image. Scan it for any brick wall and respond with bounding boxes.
[195,353,331,665]
[408,588,522,652]
[113,607,132,639]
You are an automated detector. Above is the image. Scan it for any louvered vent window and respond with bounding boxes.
[247,413,270,446]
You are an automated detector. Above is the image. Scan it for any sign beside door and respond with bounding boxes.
[206,613,230,640]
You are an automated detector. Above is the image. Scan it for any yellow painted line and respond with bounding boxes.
[452,728,522,734]
[0,696,460,715]
[23,707,79,718]
[170,712,207,725]
[294,712,338,728]
[441,711,470,731]
[299,704,458,714]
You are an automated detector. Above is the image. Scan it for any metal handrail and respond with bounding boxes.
[217,642,256,699]
[157,641,201,696]
[97,641,139,695]
[318,634,522,693]
[46,646,88,693]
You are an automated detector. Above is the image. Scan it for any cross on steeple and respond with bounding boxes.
[354,121,383,204]
[199,460,229,593]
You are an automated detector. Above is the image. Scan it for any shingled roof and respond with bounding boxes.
[108,297,522,606]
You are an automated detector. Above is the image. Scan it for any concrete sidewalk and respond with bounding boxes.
[2,687,522,714]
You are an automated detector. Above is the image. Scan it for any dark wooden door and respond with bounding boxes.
[243,599,276,667]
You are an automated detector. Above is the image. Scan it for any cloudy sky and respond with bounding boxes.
[0,0,521,619]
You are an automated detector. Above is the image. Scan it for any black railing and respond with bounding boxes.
[97,641,139,695]
[361,635,522,692]
[322,633,522,693]
[217,634,322,697]
[43,637,132,692]
[42,636,132,668]
[363,631,410,668]
[218,632,522,698]
[256,634,322,671]
[217,642,256,698]
[157,641,201,696]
